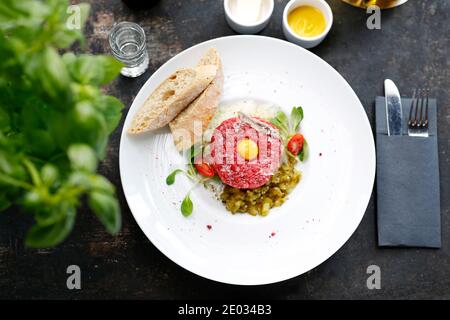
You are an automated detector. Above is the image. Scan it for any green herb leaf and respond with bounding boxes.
[66,171,91,189]
[67,172,115,194]
[68,144,98,172]
[88,191,121,234]
[299,139,309,162]
[0,0,49,30]
[22,189,43,208]
[25,205,76,248]
[270,111,289,137]
[62,52,77,66]
[41,164,58,187]
[290,106,304,131]
[181,193,193,217]
[52,29,81,49]
[67,54,123,86]
[166,169,183,185]
[37,47,71,103]
[34,201,75,227]
[0,108,10,129]
[97,56,124,85]
[70,101,108,156]
[95,95,124,133]
[89,174,116,194]
[23,129,57,159]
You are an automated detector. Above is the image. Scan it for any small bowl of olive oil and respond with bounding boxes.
[282,0,333,49]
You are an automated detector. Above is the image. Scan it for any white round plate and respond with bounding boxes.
[119,36,375,285]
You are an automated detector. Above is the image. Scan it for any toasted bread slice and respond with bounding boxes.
[128,65,217,134]
[169,48,224,150]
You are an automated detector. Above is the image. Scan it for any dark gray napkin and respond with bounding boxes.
[376,96,441,248]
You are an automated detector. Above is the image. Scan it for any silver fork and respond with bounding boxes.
[408,89,429,137]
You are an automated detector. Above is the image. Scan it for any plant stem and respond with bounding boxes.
[187,177,210,193]
[0,173,32,190]
[22,158,42,186]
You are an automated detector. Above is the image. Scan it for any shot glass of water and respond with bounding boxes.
[108,21,149,77]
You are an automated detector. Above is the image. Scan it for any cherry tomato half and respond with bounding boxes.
[287,133,305,156]
[194,162,215,177]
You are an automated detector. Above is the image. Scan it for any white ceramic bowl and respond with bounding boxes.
[224,0,274,34]
[282,0,333,49]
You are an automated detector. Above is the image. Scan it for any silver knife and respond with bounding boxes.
[384,79,403,136]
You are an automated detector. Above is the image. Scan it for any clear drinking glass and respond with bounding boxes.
[108,21,149,77]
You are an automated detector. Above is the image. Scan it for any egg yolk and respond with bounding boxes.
[237,139,258,160]
[288,5,326,38]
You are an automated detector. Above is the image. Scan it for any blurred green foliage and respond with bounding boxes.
[0,0,124,247]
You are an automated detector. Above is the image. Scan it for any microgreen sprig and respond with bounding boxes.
[270,106,308,162]
[166,144,213,216]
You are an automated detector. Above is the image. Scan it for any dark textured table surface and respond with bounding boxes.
[1,0,449,299]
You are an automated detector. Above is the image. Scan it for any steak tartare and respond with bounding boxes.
[210,116,282,189]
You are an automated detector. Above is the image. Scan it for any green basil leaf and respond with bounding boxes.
[67,171,90,189]
[66,54,97,85]
[0,0,49,29]
[166,169,183,185]
[39,47,71,103]
[68,143,97,172]
[71,101,108,155]
[68,55,123,86]
[290,106,304,131]
[25,205,76,248]
[67,172,114,195]
[299,139,309,162]
[46,109,73,150]
[34,200,74,227]
[52,29,82,49]
[88,191,121,234]
[24,129,56,158]
[96,56,124,85]
[0,107,10,129]
[0,151,27,180]
[89,174,116,194]
[62,52,77,66]
[72,100,105,129]
[181,193,193,217]
[41,164,58,186]
[0,152,15,175]
[95,95,124,133]
[22,189,44,209]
